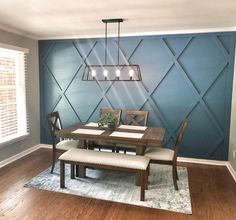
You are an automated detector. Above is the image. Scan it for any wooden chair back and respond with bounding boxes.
[173,119,188,163]
[46,111,63,145]
[99,108,122,124]
[125,110,149,126]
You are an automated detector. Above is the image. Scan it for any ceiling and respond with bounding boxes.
[0,0,235,40]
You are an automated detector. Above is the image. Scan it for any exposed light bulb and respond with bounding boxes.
[116,69,121,76]
[103,69,108,80]
[91,70,96,80]
[129,69,134,80]
[116,69,120,80]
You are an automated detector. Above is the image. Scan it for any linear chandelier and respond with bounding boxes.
[82,18,142,81]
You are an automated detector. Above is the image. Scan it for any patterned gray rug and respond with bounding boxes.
[24,162,192,214]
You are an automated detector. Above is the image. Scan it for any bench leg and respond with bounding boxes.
[140,171,145,201]
[60,160,65,188]
[71,164,75,179]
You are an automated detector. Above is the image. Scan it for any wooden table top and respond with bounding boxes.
[56,123,165,147]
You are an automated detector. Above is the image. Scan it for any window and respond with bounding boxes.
[0,43,29,145]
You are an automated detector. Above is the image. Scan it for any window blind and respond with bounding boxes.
[0,44,29,145]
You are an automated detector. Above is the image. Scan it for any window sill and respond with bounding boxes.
[0,133,29,148]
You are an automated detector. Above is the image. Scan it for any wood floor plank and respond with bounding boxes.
[0,149,235,220]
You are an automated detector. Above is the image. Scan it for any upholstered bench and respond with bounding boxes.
[59,148,150,201]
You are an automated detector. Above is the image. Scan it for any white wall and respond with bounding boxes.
[229,46,236,172]
[0,29,39,162]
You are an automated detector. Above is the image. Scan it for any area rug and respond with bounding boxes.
[24,162,192,214]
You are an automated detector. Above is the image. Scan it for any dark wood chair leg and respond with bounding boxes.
[146,166,149,190]
[147,164,150,176]
[50,148,56,173]
[71,164,75,179]
[140,171,145,201]
[172,165,178,190]
[176,166,179,180]
[60,160,65,188]
[145,172,148,190]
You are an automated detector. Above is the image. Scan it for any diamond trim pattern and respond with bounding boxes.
[39,34,235,160]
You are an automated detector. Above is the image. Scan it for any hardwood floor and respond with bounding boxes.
[0,148,235,220]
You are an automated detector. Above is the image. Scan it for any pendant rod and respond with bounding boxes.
[105,22,107,65]
[118,21,120,65]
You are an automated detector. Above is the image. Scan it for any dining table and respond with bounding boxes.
[56,122,165,185]
[56,122,165,155]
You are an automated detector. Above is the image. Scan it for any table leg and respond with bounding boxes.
[79,165,86,178]
[76,138,94,177]
[136,145,146,186]
[136,146,145,155]
[76,165,79,177]
[76,139,86,178]
[75,165,86,178]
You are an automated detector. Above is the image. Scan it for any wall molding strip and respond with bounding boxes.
[0,144,41,168]
[177,156,228,166]
[38,27,236,40]
[40,144,52,149]
[40,34,235,160]
[0,144,235,183]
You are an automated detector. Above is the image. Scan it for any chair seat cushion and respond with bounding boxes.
[145,148,174,161]
[59,148,150,170]
[56,140,80,150]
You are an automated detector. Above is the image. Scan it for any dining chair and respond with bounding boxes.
[93,108,122,152]
[46,111,81,173]
[125,110,149,126]
[116,110,149,153]
[144,118,188,190]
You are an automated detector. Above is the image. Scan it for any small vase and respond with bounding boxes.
[107,122,116,131]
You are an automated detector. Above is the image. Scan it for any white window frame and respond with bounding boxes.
[0,43,29,147]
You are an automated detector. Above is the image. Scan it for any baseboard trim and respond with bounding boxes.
[226,162,236,182]
[0,144,41,169]
[178,157,236,182]
[177,156,228,166]
[39,144,52,149]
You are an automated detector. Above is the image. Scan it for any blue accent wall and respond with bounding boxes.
[39,32,236,160]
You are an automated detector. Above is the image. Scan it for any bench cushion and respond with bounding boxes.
[59,148,150,170]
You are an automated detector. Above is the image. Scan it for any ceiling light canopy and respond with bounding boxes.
[82,18,142,81]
